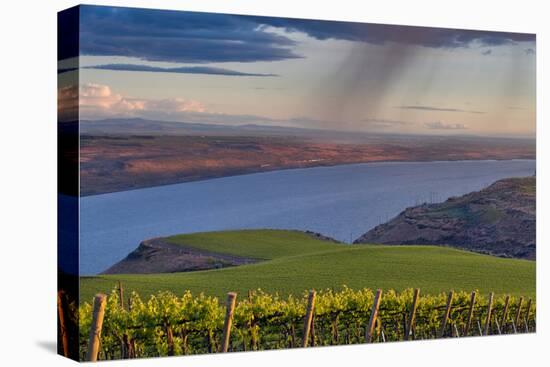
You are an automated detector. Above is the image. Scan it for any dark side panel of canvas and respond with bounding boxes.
[57,5,80,361]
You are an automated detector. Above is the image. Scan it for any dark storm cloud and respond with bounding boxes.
[254,17,535,48]
[86,64,278,77]
[78,5,302,63]
[398,105,485,114]
[73,5,536,62]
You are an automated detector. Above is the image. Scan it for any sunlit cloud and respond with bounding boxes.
[57,84,79,121]
[65,83,206,119]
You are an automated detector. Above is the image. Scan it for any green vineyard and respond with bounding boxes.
[73,286,536,361]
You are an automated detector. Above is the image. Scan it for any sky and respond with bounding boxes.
[59,5,536,137]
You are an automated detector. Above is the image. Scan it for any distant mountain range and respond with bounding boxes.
[80,117,372,142]
[80,118,535,144]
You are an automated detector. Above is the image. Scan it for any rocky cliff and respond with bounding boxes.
[102,238,258,274]
[354,176,535,260]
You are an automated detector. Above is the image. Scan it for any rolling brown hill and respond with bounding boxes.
[354,176,536,259]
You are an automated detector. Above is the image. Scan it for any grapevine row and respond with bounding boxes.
[74,286,536,360]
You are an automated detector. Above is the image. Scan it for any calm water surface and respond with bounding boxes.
[80,160,535,274]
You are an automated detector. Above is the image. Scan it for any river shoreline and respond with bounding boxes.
[81,157,536,197]
[80,159,536,274]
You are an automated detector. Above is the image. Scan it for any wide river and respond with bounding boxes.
[80,159,535,274]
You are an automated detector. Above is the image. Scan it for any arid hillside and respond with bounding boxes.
[355,177,536,259]
[79,131,535,195]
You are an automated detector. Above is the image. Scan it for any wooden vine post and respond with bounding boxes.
[87,294,107,362]
[310,313,316,347]
[166,324,175,356]
[500,295,510,332]
[117,281,129,358]
[524,298,532,332]
[221,292,237,353]
[439,291,454,338]
[118,281,124,309]
[404,288,420,341]
[57,290,70,357]
[483,292,494,336]
[365,289,383,343]
[513,297,523,333]
[464,291,476,336]
[302,290,317,347]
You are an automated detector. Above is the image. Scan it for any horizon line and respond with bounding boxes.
[78,116,537,140]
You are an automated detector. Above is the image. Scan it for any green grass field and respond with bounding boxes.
[167,230,343,259]
[80,230,535,304]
